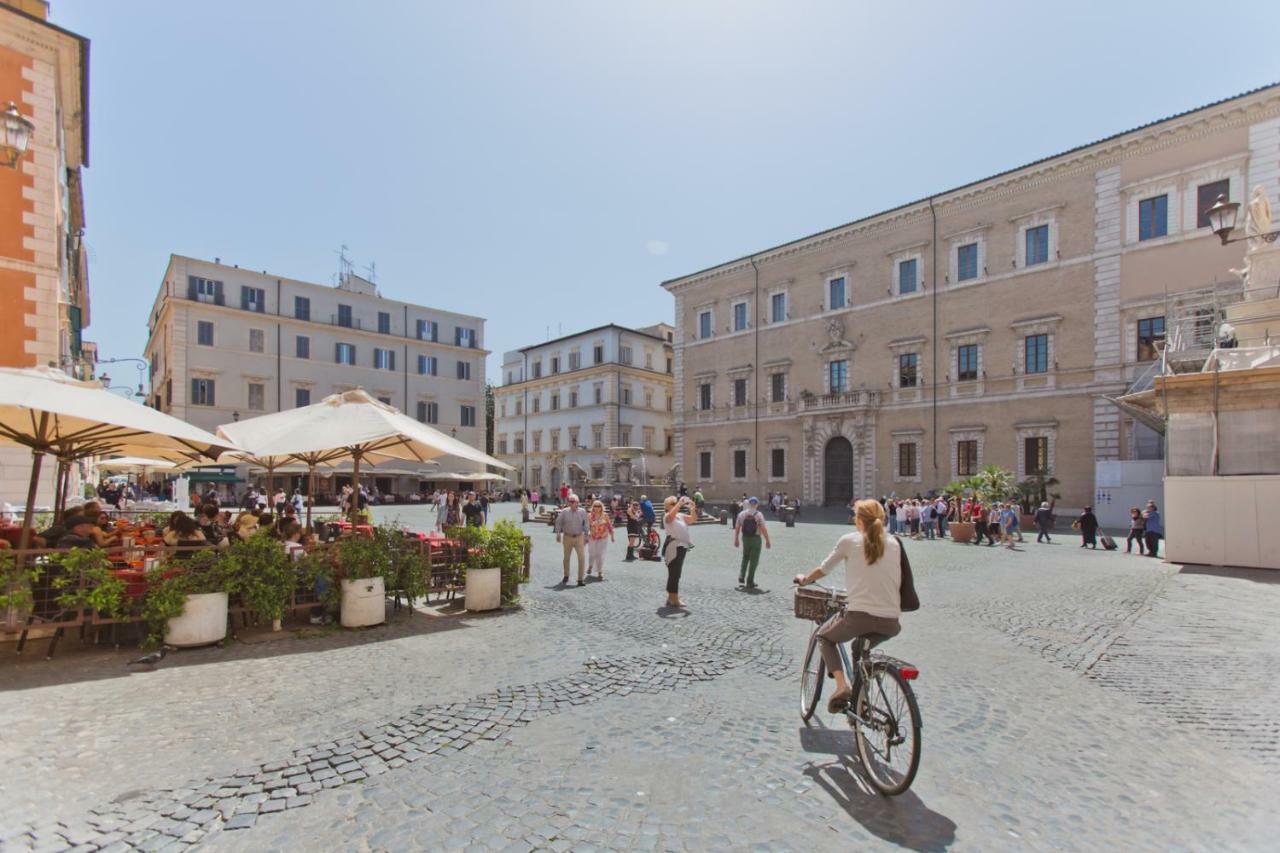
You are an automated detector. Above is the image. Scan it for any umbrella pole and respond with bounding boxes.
[351,451,362,523]
[306,463,316,529]
[17,449,45,553]
[51,459,65,522]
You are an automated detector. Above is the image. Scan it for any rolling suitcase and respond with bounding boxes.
[1100,535,1118,551]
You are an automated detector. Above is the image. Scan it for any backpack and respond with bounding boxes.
[741,512,759,536]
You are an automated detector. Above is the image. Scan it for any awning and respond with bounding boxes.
[185,471,242,483]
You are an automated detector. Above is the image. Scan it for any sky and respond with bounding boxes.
[54,0,1279,385]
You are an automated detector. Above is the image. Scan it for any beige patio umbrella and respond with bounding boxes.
[217,389,511,525]
[0,366,239,550]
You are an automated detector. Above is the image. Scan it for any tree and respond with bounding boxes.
[484,382,495,455]
[971,465,1016,504]
[1016,469,1061,514]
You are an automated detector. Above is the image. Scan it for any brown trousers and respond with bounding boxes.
[816,610,901,675]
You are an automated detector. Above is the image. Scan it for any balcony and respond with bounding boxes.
[798,390,880,412]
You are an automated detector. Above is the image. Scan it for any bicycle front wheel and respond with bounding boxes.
[799,629,825,721]
[853,664,921,795]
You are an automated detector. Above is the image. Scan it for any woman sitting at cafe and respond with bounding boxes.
[162,511,207,548]
[233,511,260,541]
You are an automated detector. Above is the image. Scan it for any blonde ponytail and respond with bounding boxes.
[855,499,887,564]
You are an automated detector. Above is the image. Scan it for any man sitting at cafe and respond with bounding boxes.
[56,514,104,549]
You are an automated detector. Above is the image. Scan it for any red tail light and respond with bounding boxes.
[898,666,919,680]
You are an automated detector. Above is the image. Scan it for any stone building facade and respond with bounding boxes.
[494,324,674,493]
[663,84,1280,510]
[0,0,90,505]
[144,255,489,493]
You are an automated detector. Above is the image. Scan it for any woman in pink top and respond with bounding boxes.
[586,500,615,580]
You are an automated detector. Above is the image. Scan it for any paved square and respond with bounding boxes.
[1,504,1277,851]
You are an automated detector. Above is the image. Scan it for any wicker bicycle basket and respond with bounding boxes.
[794,587,845,621]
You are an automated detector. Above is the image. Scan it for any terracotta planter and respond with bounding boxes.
[950,522,976,544]
[1020,514,1037,531]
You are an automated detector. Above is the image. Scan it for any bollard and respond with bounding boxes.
[785,507,796,528]
[719,509,729,525]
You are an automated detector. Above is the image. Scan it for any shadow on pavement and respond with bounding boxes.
[0,604,480,693]
[656,605,690,619]
[1177,563,1280,584]
[799,725,956,852]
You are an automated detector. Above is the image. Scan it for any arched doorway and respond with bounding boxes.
[550,467,562,493]
[823,436,854,506]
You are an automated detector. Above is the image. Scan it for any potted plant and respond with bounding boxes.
[335,530,394,628]
[941,479,975,543]
[52,547,127,621]
[1,550,35,633]
[222,533,293,631]
[142,550,232,648]
[485,520,529,607]
[1016,469,1060,530]
[450,525,501,612]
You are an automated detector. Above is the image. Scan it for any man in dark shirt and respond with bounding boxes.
[462,492,484,527]
[55,515,100,549]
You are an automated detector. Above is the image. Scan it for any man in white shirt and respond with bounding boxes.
[554,494,590,586]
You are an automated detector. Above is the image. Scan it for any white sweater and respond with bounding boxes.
[818,531,902,619]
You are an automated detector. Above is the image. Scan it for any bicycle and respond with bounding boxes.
[795,581,922,796]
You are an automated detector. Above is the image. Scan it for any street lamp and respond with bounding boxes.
[0,102,34,168]
[1208,194,1279,246]
[97,357,150,399]
[97,373,146,398]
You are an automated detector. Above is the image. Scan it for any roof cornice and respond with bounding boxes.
[661,83,1280,294]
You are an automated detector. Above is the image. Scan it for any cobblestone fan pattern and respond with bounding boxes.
[2,505,1279,850]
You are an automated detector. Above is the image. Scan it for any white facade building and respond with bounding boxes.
[495,324,675,492]
[144,255,489,496]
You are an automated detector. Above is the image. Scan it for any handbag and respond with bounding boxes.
[892,534,920,612]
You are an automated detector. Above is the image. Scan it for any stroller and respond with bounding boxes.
[636,526,663,561]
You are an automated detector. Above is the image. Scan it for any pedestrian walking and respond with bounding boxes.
[1000,503,1019,549]
[733,497,772,589]
[554,493,589,586]
[1125,506,1146,554]
[1034,501,1054,543]
[922,500,935,540]
[586,499,615,579]
[1075,506,1099,549]
[987,505,1002,547]
[559,482,570,507]
[661,495,697,608]
[1142,501,1163,558]
[624,501,643,561]
[531,489,541,513]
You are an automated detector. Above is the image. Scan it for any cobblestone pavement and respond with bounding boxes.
[2,505,1278,851]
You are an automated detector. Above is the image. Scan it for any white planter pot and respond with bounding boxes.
[465,566,502,612]
[340,576,386,628]
[165,592,229,647]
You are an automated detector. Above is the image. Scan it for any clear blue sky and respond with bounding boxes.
[57,0,1278,385]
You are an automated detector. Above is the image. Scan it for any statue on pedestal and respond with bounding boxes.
[1247,186,1272,240]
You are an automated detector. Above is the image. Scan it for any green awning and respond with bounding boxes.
[185,471,241,483]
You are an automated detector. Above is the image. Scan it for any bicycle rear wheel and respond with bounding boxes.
[853,664,921,795]
[799,630,825,721]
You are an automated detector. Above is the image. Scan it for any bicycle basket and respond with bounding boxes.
[794,587,844,620]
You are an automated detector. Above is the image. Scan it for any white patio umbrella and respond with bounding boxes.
[217,389,511,524]
[0,366,239,549]
[96,456,178,472]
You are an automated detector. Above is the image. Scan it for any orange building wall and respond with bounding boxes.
[0,42,36,366]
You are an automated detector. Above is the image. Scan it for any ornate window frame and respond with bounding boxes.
[1014,420,1058,480]
[1012,204,1062,269]
[945,326,990,398]
[1010,314,1062,390]
[949,425,986,481]
[891,428,924,484]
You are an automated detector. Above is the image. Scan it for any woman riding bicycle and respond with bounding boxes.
[794,498,902,714]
